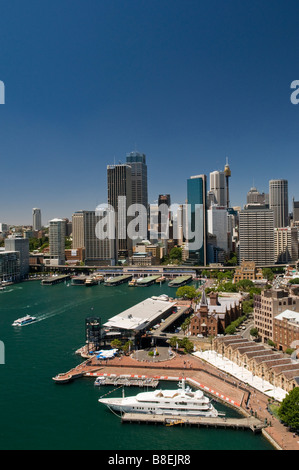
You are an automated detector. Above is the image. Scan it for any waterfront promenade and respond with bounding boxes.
[53,349,299,450]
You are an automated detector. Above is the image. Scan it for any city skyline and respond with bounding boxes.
[1,1,299,224]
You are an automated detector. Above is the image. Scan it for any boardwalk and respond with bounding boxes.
[121,413,264,433]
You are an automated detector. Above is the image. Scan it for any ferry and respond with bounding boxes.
[12,315,37,327]
[98,379,219,417]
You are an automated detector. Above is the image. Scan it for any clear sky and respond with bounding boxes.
[1,0,299,225]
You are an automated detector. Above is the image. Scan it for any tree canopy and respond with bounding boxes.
[277,387,299,430]
[176,285,198,300]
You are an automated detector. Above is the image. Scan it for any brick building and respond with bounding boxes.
[213,336,299,393]
[254,288,299,345]
[189,291,243,337]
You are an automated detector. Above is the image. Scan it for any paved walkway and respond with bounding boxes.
[87,350,299,450]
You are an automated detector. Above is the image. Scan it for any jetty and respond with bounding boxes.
[94,375,159,388]
[168,275,193,287]
[104,275,132,286]
[136,275,161,287]
[121,413,265,433]
[41,275,71,286]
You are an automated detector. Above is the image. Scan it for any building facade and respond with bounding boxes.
[0,251,20,282]
[48,218,66,266]
[239,206,275,266]
[213,336,299,393]
[107,163,133,259]
[5,237,29,279]
[189,291,243,337]
[32,208,42,231]
[269,179,289,228]
[72,210,115,266]
[274,227,298,264]
[254,288,299,344]
[186,174,207,266]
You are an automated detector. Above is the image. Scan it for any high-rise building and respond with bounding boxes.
[274,227,298,263]
[246,187,268,206]
[269,179,289,228]
[209,170,227,207]
[5,237,29,279]
[32,208,42,231]
[0,251,20,283]
[107,164,133,259]
[207,205,230,253]
[126,151,148,208]
[48,218,66,265]
[158,194,172,240]
[292,199,299,223]
[239,206,275,266]
[72,210,115,266]
[186,174,207,266]
[126,151,148,241]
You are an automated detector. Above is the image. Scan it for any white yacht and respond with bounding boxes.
[12,315,37,327]
[98,379,218,417]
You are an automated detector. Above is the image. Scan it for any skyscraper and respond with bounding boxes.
[107,163,133,259]
[126,151,148,208]
[5,237,29,279]
[126,151,148,241]
[186,174,207,266]
[239,206,275,266]
[269,179,289,228]
[209,170,227,207]
[32,208,42,231]
[72,210,115,266]
[48,218,66,265]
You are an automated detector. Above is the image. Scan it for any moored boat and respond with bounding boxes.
[99,379,219,417]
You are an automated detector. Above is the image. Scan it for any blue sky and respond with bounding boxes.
[1,0,299,225]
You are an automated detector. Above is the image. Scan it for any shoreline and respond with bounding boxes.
[53,349,299,451]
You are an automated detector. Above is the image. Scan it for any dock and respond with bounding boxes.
[104,275,133,286]
[168,275,193,287]
[95,375,159,388]
[136,276,161,287]
[41,275,71,286]
[121,413,265,433]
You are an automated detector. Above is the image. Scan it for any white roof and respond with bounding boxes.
[275,309,299,323]
[104,297,176,331]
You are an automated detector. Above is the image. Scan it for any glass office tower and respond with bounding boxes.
[187,175,207,266]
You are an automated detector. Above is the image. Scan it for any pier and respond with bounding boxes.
[168,275,193,287]
[136,275,161,286]
[121,413,265,433]
[94,375,159,388]
[104,275,132,286]
[41,275,71,285]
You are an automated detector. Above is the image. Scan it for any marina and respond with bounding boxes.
[168,275,193,287]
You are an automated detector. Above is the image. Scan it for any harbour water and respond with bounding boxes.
[0,281,274,450]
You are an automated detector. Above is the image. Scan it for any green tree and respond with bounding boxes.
[278,387,299,430]
[262,268,274,281]
[110,339,122,350]
[169,247,182,262]
[176,285,198,300]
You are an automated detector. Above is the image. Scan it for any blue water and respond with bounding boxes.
[0,281,274,450]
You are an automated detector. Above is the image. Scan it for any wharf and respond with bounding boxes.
[136,275,161,286]
[121,413,264,433]
[168,276,193,287]
[41,275,71,286]
[104,275,132,286]
[94,375,159,388]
